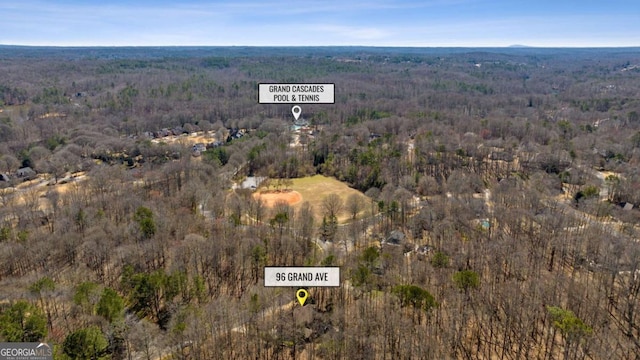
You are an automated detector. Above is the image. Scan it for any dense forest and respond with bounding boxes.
[0,46,640,359]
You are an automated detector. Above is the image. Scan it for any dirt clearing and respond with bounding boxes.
[252,190,302,207]
[251,175,371,223]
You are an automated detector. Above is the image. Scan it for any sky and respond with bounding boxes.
[0,0,638,47]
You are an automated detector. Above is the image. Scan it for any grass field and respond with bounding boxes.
[254,175,371,223]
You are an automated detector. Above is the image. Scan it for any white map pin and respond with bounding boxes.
[291,105,302,121]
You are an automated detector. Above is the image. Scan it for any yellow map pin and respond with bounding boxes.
[296,289,308,306]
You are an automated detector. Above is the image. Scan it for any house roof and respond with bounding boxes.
[240,176,266,190]
[385,230,405,245]
[16,167,36,177]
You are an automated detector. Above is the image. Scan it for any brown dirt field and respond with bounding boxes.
[253,190,303,207]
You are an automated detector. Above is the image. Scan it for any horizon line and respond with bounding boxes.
[1,44,639,49]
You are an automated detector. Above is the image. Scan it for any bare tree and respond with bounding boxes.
[346,193,365,220]
[322,193,343,220]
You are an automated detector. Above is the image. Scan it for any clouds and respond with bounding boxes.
[0,0,637,46]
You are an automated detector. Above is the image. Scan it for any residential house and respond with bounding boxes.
[192,143,207,153]
[16,167,36,181]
